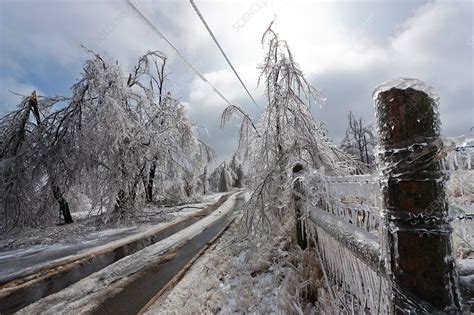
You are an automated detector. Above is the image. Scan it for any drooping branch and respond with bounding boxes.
[220,103,260,137]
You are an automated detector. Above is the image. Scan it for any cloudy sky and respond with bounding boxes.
[1,0,472,163]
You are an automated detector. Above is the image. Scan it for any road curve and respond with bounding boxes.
[16,191,246,314]
[0,193,231,314]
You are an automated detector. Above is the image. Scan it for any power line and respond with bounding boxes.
[125,0,233,107]
[189,0,260,110]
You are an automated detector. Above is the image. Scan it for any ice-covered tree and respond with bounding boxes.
[340,111,376,169]
[147,93,215,203]
[208,162,234,193]
[126,51,168,203]
[68,51,214,216]
[221,23,364,232]
[0,91,72,228]
[126,51,214,204]
[0,49,214,230]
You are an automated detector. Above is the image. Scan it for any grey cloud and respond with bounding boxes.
[0,0,472,162]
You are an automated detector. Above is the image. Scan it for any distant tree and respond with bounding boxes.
[200,165,208,194]
[208,162,230,192]
[128,52,214,204]
[218,165,232,192]
[147,93,215,203]
[340,111,376,168]
[229,154,244,188]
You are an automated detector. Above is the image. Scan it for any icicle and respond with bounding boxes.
[307,222,391,313]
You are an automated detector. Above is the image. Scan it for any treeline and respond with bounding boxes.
[0,50,213,230]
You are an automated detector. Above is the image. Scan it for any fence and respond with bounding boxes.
[295,79,473,314]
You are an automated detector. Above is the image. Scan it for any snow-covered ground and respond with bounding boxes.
[0,192,228,283]
[144,222,284,314]
[144,199,328,314]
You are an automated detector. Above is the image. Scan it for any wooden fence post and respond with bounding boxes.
[292,163,307,249]
[374,80,461,313]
